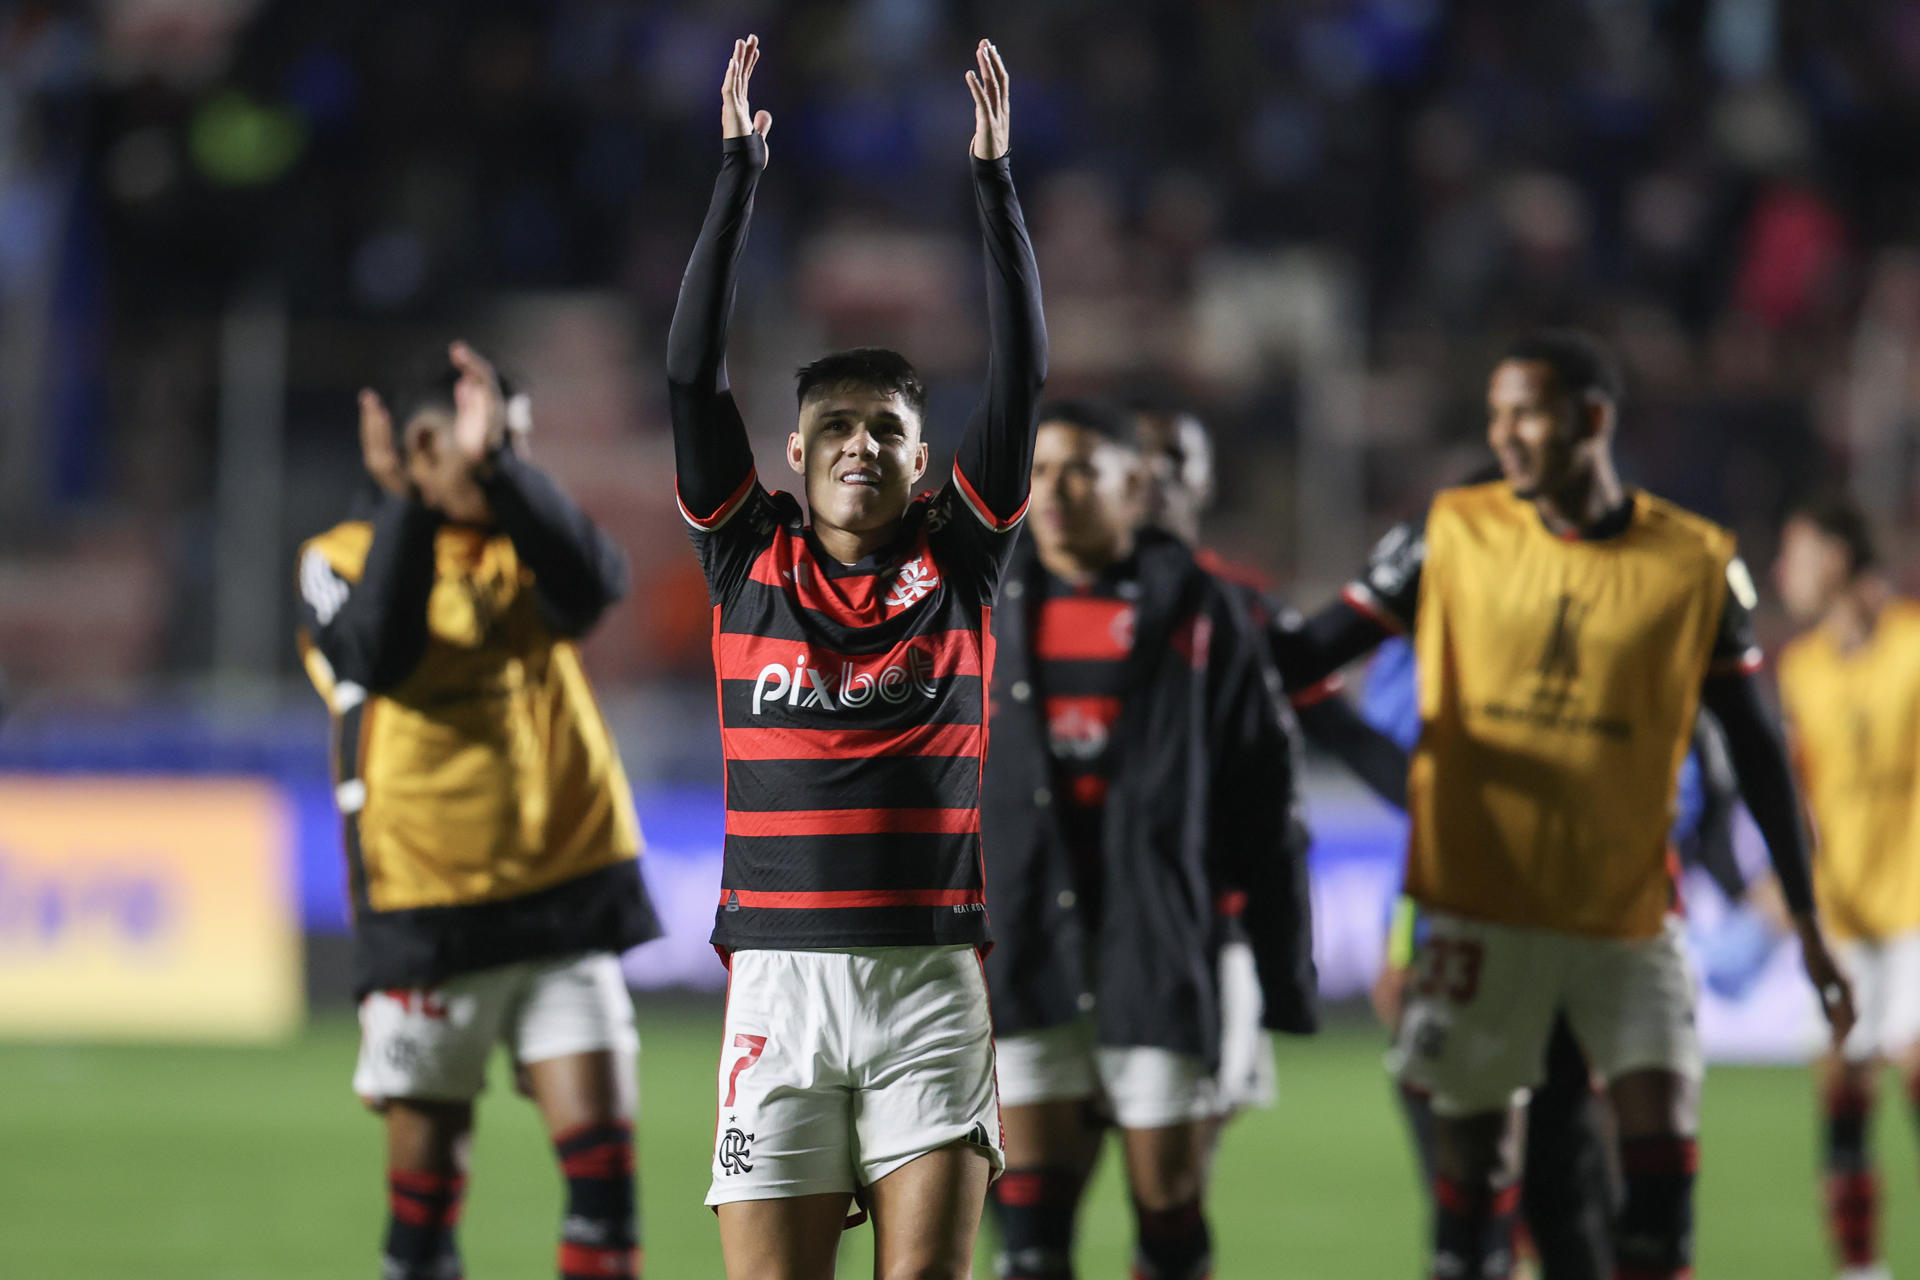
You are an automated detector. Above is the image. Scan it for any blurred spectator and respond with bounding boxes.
[2,0,1920,725]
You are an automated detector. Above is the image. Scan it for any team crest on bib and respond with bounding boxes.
[884,556,939,608]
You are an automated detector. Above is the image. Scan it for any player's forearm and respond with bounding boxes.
[328,494,442,690]
[1686,713,1748,900]
[1701,671,1816,916]
[480,451,628,636]
[667,136,763,391]
[1296,696,1409,811]
[952,154,1047,523]
[666,135,763,519]
[1276,600,1394,692]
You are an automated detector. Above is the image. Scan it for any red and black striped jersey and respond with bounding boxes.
[668,134,1046,951]
[1031,569,1138,913]
[686,473,1023,949]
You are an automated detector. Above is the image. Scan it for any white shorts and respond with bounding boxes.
[1837,929,1920,1063]
[353,952,638,1106]
[1391,912,1702,1117]
[996,1018,1224,1130]
[1216,939,1278,1112]
[706,945,1002,1206]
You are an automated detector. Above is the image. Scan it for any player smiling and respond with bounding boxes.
[666,34,1045,1280]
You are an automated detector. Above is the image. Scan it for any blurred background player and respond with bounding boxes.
[1774,491,1920,1280]
[1362,611,1751,1280]
[295,342,657,1280]
[1280,329,1854,1280]
[1130,398,1409,1122]
[980,398,1309,1280]
[666,36,1044,1280]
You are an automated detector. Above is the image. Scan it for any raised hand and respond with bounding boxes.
[357,388,409,496]
[966,39,1010,161]
[448,340,507,469]
[722,35,773,153]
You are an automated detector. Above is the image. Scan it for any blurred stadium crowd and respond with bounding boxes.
[4,0,1920,755]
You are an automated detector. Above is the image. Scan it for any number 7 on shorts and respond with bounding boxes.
[724,1033,768,1107]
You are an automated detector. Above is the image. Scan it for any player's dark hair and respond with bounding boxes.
[1037,397,1134,445]
[1502,329,1624,406]
[1791,488,1879,576]
[794,348,927,420]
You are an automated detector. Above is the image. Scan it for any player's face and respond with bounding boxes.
[1133,411,1214,544]
[1773,516,1850,623]
[404,410,493,524]
[788,387,929,538]
[1028,421,1141,566]
[1486,359,1586,501]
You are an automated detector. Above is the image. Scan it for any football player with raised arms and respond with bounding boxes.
[665,34,1044,1280]
[1280,330,1855,1280]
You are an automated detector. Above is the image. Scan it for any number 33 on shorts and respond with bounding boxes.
[1415,937,1485,1003]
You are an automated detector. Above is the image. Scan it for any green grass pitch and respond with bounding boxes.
[1,1005,1916,1278]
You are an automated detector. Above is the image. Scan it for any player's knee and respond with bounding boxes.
[1613,1134,1697,1277]
[1609,1068,1699,1139]
[1432,1109,1522,1188]
[1122,1122,1210,1212]
[1130,1198,1211,1280]
[555,1119,639,1280]
[1127,1161,1205,1213]
[990,1167,1081,1280]
[879,1247,976,1280]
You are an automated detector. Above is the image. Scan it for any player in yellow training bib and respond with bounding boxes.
[1282,330,1854,1280]
[1775,491,1920,1280]
[297,343,657,1280]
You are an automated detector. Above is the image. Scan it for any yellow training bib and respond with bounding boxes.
[1779,599,1920,942]
[1406,484,1735,938]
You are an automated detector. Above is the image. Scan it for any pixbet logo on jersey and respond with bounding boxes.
[750,646,941,714]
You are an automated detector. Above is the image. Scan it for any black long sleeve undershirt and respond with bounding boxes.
[1277,599,1397,693]
[1270,610,1409,808]
[1700,670,1817,916]
[666,135,763,522]
[667,135,1046,525]
[1296,696,1410,811]
[319,494,442,691]
[480,450,629,637]
[949,150,1047,522]
[1682,710,1747,902]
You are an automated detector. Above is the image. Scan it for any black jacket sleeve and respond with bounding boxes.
[1209,595,1317,1034]
[948,154,1047,527]
[1700,670,1816,916]
[666,134,764,523]
[299,496,442,692]
[479,451,629,638]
